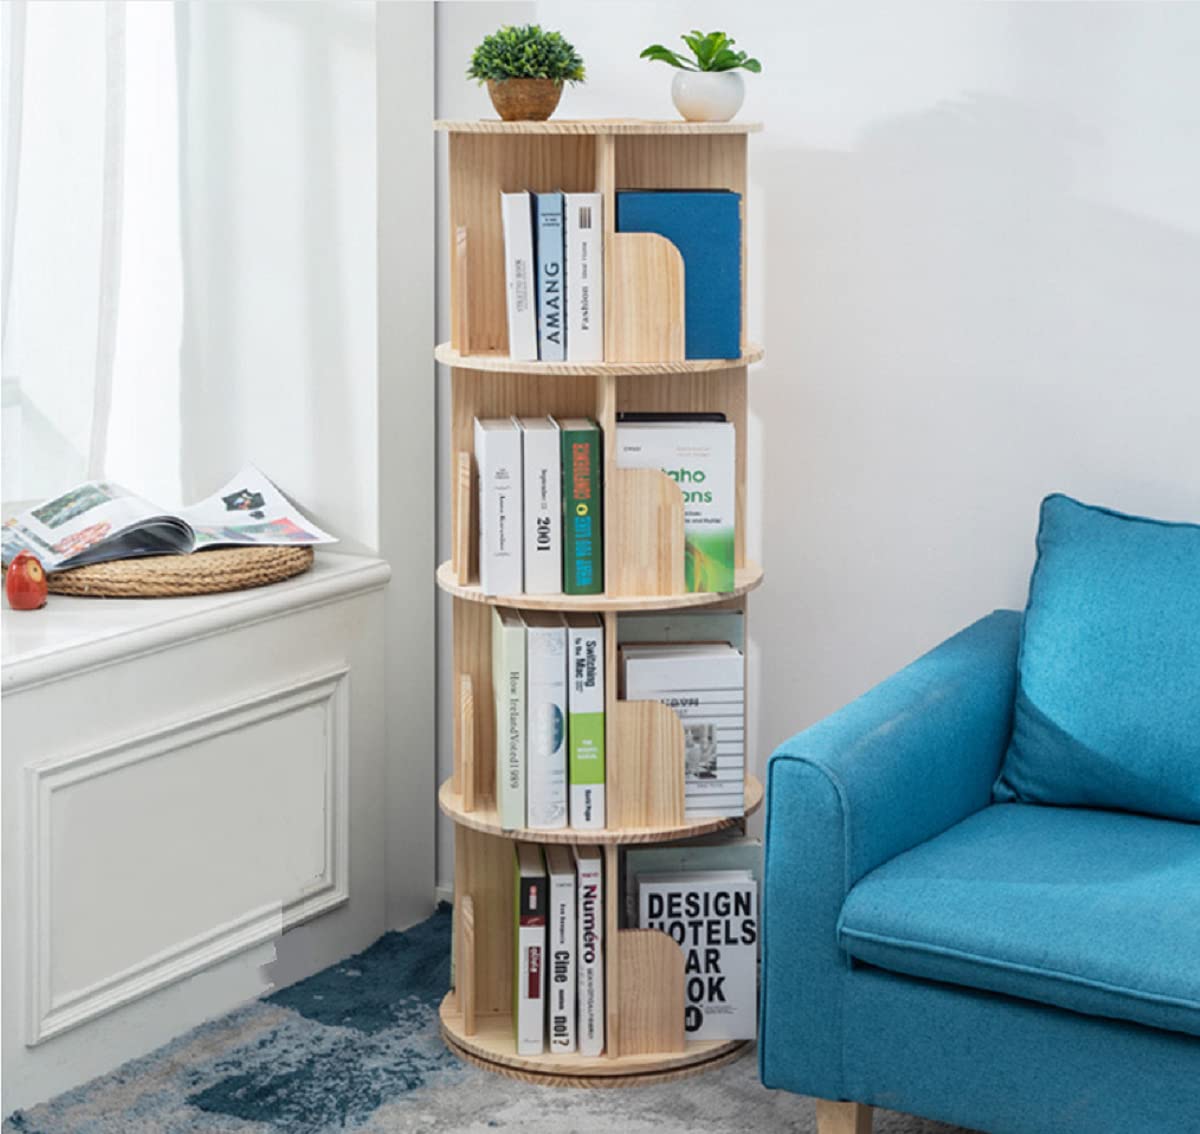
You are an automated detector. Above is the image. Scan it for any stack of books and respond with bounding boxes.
[513,842,605,1056]
[492,609,606,831]
[474,417,603,597]
[502,191,605,363]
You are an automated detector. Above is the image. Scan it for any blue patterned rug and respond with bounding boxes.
[5,905,967,1133]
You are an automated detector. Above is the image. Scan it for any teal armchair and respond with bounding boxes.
[760,495,1200,1134]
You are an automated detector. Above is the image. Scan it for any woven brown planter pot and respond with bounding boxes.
[487,79,563,122]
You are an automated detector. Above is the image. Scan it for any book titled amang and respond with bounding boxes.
[638,869,757,1041]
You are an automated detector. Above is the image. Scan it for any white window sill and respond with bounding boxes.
[1,551,390,694]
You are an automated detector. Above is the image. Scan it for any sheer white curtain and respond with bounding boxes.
[1,0,182,508]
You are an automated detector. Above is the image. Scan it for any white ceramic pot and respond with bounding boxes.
[670,71,745,123]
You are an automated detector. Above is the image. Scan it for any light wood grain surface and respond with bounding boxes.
[434,341,763,375]
[609,699,686,829]
[436,560,764,611]
[614,930,687,1055]
[440,997,747,1083]
[437,776,764,846]
[436,119,763,135]
[606,233,686,362]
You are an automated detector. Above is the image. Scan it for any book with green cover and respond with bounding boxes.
[492,607,526,830]
[615,419,735,593]
[565,614,605,829]
[555,418,603,595]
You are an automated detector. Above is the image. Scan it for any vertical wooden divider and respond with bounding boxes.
[604,843,621,1058]
[459,894,477,1035]
[451,225,471,353]
[459,674,476,811]
[452,450,473,585]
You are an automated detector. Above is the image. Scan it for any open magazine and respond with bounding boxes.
[2,465,336,572]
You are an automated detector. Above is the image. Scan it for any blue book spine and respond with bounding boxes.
[615,191,741,360]
[535,192,566,361]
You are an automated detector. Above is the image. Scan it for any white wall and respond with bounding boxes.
[435,1,1200,890]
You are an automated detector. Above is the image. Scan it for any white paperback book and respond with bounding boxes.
[523,611,568,829]
[545,845,577,1053]
[573,845,605,1056]
[564,192,604,362]
[517,416,562,595]
[638,869,757,1041]
[621,644,746,818]
[475,418,523,596]
[501,191,538,361]
[492,607,526,830]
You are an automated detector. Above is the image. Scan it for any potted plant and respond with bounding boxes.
[640,30,762,123]
[468,24,586,122]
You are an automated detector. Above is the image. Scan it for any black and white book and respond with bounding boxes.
[638,869,757,1041]
[620,643,746,818]
[545,845,577,1053]
[573,844,605,1056]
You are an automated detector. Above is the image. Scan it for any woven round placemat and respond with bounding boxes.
[44,545,315,598]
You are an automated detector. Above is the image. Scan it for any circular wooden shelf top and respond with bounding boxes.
[435,342,764,376]
[438,775,763,846]
[436,560,764,613]
[440,996,748,1086]
[434,118,763,136]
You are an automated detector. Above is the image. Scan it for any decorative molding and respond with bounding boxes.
[25,669,350,1045]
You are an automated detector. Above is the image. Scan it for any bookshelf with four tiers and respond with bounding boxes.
[435,118,764,1086]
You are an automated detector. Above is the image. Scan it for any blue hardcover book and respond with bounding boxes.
[535,192,566,361]
[615,190,741,360]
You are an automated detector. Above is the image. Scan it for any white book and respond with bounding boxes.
[501,191,538,361]
[574,845,605,1056]
[622,644,745,820]
[517,416,562,595]
[492,607,526,830]
[638,870,757,1041]
[475,418,523,596]
[545,845,577,1053]
[514,844,547,1054]
[565,192,604,362]
[566,614,605,829]
[523,611,568,829]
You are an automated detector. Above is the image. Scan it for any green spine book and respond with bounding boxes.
[565,614,605,829]
[556,418,603,595]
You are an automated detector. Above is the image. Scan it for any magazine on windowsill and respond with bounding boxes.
[1,464,336,572]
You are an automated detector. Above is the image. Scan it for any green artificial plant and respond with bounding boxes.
[467,24,586,85]
[640,30,762,74]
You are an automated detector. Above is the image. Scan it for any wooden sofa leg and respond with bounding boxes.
[816,1099,873,1134]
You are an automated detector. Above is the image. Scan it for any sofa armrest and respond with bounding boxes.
[759,609,1020,1097]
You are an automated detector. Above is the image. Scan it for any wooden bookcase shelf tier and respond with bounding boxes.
[436,118,763,1087]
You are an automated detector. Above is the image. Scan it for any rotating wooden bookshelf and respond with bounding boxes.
[435,118,764,1087]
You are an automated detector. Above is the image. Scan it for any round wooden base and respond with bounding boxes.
[439,995,748,1088]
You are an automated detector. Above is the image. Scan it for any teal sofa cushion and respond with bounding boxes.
[838,804,1200,1037]
[995,493,1200,821]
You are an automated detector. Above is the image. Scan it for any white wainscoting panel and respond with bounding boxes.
[26,670,349,1044]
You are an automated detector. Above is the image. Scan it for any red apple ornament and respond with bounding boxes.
[6,551,48,610]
